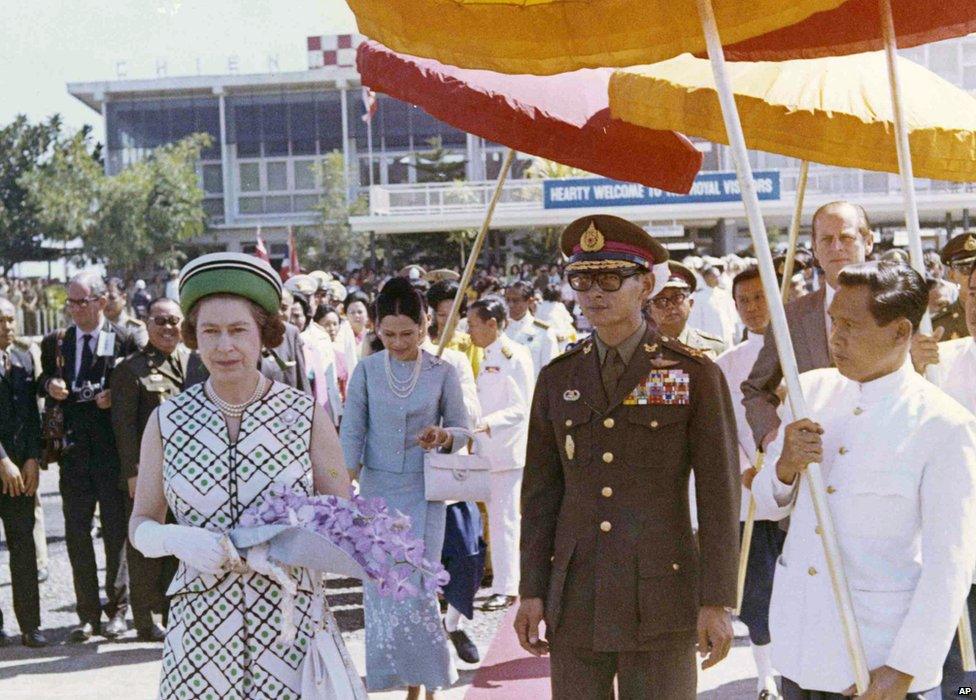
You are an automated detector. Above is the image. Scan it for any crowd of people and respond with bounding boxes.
[1,200,975,699]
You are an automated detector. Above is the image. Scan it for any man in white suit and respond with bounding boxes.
[468,295,535,612]
[504,281,559,378]
[752,261,976,699]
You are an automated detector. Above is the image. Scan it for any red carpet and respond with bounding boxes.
[465,606,552,699]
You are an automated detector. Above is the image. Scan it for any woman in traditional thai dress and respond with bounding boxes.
[129,253,365,699]
[341,277,471,699]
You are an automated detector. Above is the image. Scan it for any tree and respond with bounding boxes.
[24,132,211,275]
[309,150,369,271]
[0,115,87,275]
[410,136,466,182]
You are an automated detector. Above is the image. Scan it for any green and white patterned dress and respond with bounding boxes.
[157,381,363,699]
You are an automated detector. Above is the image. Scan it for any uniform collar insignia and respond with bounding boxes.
[643,343,658,353]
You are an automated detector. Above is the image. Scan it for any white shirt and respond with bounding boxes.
[301,323,343,425]
[421,339,481,426]
[505,312,559,378]
[752,364,976,692]
[929,337,976,415]
[472,335,534,471]
[715,331,765,521]
[823,282,836,337]
[535,301,577,352]
[689,285,737,347]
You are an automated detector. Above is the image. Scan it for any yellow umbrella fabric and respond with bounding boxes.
[347,0,847,75]
[608,51,976,182]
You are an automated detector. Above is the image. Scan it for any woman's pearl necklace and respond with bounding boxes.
[206,376,266,418]
[385,350,423,399]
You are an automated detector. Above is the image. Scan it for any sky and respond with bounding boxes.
[0,0,358,135]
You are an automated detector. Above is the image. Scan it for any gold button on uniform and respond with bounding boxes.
[602,452,614,463]
[808,567,818,576]
[601,487,613,498]
[650,420,659,429]
[600,521,612,532]
[815,525,823,535]
[603,417,615,428]
[826,485,837,494]
[671,563,680,571]
[565,419,573,427]
[853,407,863,416]
[839,446,849,455]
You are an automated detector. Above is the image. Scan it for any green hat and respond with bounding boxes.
[178,252,283,315]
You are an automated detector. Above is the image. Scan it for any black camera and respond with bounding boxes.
[75,380,103,403]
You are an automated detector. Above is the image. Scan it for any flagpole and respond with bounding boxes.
[367,104,375,189]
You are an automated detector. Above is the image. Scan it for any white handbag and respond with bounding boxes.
[424,431,491,502]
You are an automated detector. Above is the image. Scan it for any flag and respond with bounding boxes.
[254,227,270,262]
[281,227,301,281]
[361,87,377,124]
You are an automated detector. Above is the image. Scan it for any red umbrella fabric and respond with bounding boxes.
[720,0,976,60]
[356,40,703,195]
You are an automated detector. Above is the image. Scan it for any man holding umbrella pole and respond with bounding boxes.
[752,261,976,699]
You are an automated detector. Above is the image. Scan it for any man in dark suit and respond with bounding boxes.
[515,215,740,698]
[39,271,141,642]
[742,201,874,449]
[0,297,47,648]
[110,296,185,641]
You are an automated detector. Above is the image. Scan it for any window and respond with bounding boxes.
[239,163,261,192]
[294,160,319,190]
[202,163,223,194]
[928,42,960,84]
[266,161,289,191]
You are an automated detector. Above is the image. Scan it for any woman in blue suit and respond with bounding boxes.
[341,277,470,699]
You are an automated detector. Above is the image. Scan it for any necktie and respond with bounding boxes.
[602,347,626,399]
[79,333,94,383]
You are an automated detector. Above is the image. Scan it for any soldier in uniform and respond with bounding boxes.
[514,214,740,699]
[109,297,186,641]
[504,280,559,378]
[646,261,727,359]
[932,231,976,341]
[105,277,149,349]
[0,297,47,648]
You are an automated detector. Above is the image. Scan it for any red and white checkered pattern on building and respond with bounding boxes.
[307,34,364,69]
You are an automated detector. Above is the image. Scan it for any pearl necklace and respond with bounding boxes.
[206,376,266,418]
[385,350,423,399]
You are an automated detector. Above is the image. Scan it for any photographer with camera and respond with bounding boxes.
[39,271,141,642]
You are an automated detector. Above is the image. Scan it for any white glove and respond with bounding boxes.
[133,522,236,575]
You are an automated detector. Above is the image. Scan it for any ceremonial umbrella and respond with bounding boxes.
[357,39,705,351]
[346,0,875,687]
[356,40,704,194]
[347,0,848,75]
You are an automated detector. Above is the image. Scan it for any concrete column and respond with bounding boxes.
[215,88,234,225]
[713,218,738,255]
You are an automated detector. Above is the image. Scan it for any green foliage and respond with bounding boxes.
[21,125,210,275]
[0,115,85,274]
[411,137,466,183]
[309,150,369,270]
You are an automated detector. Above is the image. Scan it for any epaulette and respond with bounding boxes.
[501,345,513,359]
[532,318,551,330]
[548,337,591,366]
[12,337,32,351]
[657,335,709,363]
[126,318,146,328]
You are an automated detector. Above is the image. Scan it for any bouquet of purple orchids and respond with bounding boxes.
[234,483,449,601]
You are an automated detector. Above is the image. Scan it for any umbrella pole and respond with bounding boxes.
[734,454,761,614]
[695,0,870,691]
[779,160,810,301]
[436,148,516,357]
[878,4,974,667]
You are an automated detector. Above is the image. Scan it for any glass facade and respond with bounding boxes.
[225,91,344,157]
[106,97,220,173]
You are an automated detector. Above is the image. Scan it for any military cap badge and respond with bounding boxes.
[579,222,605,252]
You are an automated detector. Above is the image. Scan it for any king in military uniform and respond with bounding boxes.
[514,215,741,699]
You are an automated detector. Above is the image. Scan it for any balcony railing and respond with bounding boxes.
[368,166,976,219]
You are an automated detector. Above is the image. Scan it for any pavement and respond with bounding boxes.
[0,468,769,699]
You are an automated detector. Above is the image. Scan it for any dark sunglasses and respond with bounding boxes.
[650,293,689,310]
[567,270,642,293]
[150,315,182,328]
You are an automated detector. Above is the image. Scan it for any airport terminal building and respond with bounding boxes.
[67,33,976,267]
